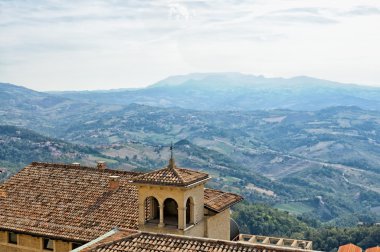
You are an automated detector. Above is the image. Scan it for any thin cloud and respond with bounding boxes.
[274,7,323,15]
[342,6,380,16]
[257,14,338,25]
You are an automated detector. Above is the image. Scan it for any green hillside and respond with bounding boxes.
[232,203,380,252]
[0,125,120,180]
[1,82,380,225]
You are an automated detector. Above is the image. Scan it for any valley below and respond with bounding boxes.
[1,74,380,228]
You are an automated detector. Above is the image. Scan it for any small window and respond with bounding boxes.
[8,232,17,244]
[43,238,54,251]
[71,242,83,249]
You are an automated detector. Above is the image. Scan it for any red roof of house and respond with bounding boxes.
[366,247,380,252]
[338,244,362,252]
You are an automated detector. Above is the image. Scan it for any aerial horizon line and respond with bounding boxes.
[1,71,380,92]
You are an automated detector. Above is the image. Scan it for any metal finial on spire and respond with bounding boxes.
[170,141,174,158]
[168,142,175,169]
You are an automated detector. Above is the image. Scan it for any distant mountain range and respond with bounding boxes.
[49,73,380,111]
[1,73,380,225]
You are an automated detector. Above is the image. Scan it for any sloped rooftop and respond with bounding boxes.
[366,247,380,252]
[338,244,363,252]
[0,162,141,242]
[132,160,210,187]
[0,162,241,242]
[204,188,243,212]
[77,228,316,252]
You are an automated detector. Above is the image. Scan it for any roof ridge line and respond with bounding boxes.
[172,166,185,184]
[132,166,168,181]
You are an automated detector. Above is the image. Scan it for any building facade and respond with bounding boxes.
[0,231,78,252]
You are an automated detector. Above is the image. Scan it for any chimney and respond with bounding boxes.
[97,161,106,170]
[109,176,120,191]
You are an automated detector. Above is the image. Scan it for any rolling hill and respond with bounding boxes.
[1,80,380,224]
[0,82,123,135]
[0,125,105,180]
[50,73,380,111]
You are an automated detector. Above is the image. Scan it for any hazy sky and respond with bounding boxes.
[1,0,380,91]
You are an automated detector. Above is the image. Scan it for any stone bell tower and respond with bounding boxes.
[132,144,210,236]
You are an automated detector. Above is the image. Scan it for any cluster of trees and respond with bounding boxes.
[232,203,311,238]
[232,203,380,252]
[304,226,380,252]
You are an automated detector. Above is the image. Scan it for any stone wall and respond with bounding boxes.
[205,209,231,240]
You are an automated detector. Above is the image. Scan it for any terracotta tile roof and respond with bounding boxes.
[366,247,380,252]
[79,229,316,252]
[78,229,140,252]
[0,162,242,242]
[0,162,141,242]
[338,244,363,252]
[132,165,209,187]
[204,188,243,212]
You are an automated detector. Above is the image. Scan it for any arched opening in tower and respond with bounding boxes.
[144,196,160,224]
[163,198,178,227]
[186,197,194,226]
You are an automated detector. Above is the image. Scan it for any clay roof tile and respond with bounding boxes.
[0,162,242,241]
[338,244,362,252]
[132,166,209,187]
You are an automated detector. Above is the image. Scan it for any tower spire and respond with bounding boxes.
[168,142,175,169]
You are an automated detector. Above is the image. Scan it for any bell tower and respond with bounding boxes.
[132,145,210,236]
